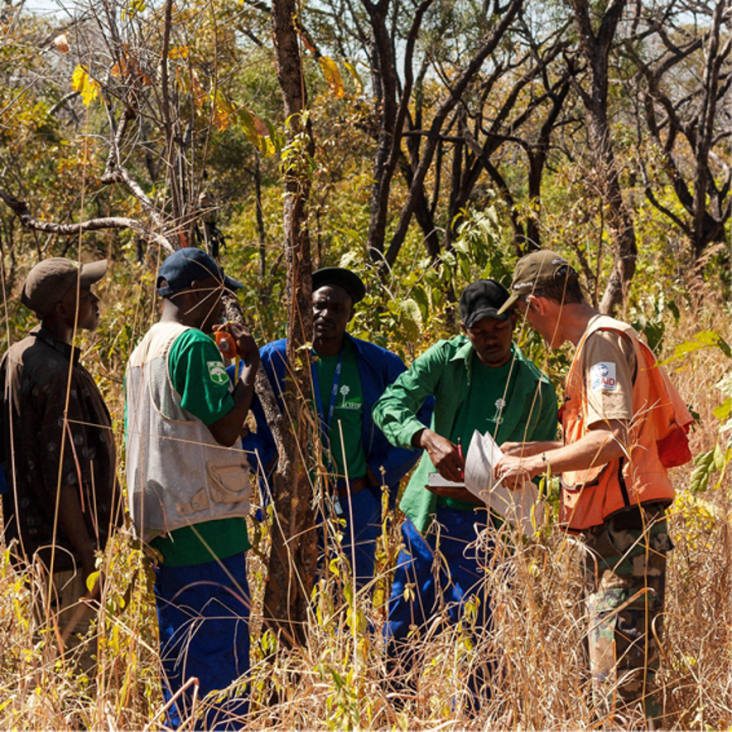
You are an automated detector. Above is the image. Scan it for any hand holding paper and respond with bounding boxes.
[462,430,543,536]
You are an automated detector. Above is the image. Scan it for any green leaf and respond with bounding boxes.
[713,443,729,472]
[399,298,423,344]
[660,330,727,366]
[689,450,714,493]
[713,397,732,423]
[411,284,430,324]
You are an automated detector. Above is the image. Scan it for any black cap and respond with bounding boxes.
[312,267,366,304]
[157,248,242,297]
[459,279,511,328]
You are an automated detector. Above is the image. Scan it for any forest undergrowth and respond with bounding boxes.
[0,275,729,731]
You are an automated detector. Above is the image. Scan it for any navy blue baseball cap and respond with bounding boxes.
[157,248,242,297]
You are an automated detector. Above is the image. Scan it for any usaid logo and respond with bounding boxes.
[590,361,617,392]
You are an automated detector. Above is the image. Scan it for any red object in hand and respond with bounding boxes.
[215,331,237,357]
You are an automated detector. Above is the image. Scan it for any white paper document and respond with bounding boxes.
[463,429,543,537]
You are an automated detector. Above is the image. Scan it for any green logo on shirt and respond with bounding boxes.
[207,361,228,386]
[338,384,361,410]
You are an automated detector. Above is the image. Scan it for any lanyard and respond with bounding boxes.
[312,348,344,440]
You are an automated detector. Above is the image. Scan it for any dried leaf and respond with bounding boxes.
[54,33,69,53]
[342,60,363,95]
[71,65,100,106]
[299,31,315,54]
[191,70,205,108]
[318,56,344,99]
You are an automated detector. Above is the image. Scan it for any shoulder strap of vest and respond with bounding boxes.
[129,322,192,368]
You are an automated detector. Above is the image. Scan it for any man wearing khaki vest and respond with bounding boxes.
[125,248,259,729]
[494,250,692,729]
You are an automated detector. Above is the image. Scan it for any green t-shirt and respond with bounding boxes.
[314,339,367,483]
[149,328,250,567]
[438,357,513,511]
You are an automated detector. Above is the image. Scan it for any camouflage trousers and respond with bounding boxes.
[581,502,672,726]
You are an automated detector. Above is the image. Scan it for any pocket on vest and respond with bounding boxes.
[207,458,252,505]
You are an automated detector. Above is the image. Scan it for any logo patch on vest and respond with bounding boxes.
[207,361,229,386]
[590,361,617,392]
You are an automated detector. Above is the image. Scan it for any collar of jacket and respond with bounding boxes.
[446,335,517,386]
[32,325,81,366]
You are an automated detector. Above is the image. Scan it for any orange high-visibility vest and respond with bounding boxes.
[561,316,692,531]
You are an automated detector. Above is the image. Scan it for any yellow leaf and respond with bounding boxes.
[86,570,100,593]
[318,56,344,99]
[211,92,234,131]
[168,45,189,60]
[54,33,69,53]
[71,65,100,106]
[343,60,363,95]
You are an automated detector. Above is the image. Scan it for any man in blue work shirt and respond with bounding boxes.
[243,267,429,589]
[373,279,558,700]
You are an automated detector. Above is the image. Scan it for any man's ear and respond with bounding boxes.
[526,294,543,314]
[54,290,75,319]
[460,322,468,335]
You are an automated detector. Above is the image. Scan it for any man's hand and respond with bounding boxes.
[494,454,538,490]
[413,428,464,483]
[213,322,259,365]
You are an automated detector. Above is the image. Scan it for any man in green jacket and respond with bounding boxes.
[373,279,558,698]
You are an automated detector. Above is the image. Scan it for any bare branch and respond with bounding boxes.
[0,190,174,253]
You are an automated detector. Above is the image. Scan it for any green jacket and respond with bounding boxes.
[372,336,559,532]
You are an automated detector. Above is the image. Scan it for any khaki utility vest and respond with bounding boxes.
[125,322,251,542]
[561,316,692,531]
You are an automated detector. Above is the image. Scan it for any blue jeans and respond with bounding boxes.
[331,485,382,590]
[385,507,495,701]
[386,507,495,640]
[154,552,251,730]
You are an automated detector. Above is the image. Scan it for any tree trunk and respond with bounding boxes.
[572,0,636,315]
[263,0,319,648]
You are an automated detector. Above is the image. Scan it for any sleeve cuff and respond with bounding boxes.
[396,418,427,449]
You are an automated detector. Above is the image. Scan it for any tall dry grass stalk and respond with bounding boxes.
[0,281,730,730]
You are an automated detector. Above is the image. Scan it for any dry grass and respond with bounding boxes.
[0,272,730,730]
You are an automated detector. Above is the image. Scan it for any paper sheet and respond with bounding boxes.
[463,429,543,537]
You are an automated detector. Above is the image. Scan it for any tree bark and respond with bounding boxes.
[263,0,319,649]
[382,0,523,268]
[571,0,637,315]
[363,0,436,264]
